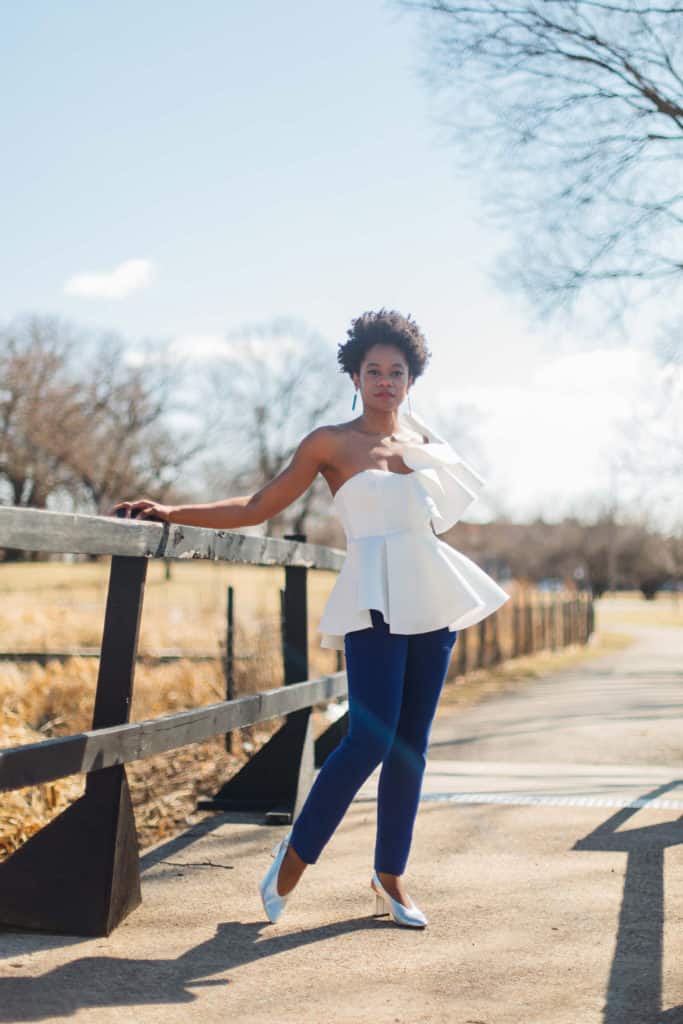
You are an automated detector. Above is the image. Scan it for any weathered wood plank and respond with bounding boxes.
[0,506,345,571]
[0,650,232,664]
[0,672,348,792]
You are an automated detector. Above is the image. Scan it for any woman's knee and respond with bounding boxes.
[382,721,433,771]
[339,728,393,772]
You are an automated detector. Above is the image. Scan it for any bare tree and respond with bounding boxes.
[0,316,82,510]
[0,315,213,523]
[402,1,683,323]
[64,330,211,514]
[198,318,345,537]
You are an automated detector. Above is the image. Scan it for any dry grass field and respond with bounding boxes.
[0,558,337,859]
[1,558,676,863]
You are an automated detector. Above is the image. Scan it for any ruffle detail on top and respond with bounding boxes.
[399,408,487,535]
[317,405,510,650]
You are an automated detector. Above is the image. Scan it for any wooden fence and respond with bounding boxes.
[0,506,593,938]
[450,589,594,678]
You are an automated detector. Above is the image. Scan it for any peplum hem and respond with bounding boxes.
[318,527,509,650]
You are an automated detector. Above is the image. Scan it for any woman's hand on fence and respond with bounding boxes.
[110,499,175,522]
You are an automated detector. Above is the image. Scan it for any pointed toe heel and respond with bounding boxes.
[370,871,428,928]
[259,830,293,923]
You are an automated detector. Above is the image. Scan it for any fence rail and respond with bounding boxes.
[452,591,594,677]
[0,506,593,938]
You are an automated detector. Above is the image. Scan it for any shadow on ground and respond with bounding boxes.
[0,913,392,1020]
[574,780,683,1024]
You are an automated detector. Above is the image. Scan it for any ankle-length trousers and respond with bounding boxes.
[290,608,458,875]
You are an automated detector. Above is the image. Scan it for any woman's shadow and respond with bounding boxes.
[574,780,683,1024]
[0,914,381,1021]
[0,814,395,1021]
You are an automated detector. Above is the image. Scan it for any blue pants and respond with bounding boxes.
[290,609,458,875]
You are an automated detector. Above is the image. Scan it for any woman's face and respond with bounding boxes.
[353,344,413,411]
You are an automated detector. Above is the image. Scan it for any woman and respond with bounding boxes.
[111,309,509,929]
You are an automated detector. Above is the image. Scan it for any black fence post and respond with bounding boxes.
[0,554,147,937]
[587,593,595,640]
[550,595,558,650]
[540,594,547,650]
[513,603,521,658]
[457,625,468,675]
[224,585,235,754]
[198,532,316,824]
[490,611,502,665]
[525,603,534,655]
[565,598,573,643]
[477,618,486,669]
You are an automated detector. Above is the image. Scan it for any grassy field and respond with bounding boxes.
[0,558,322,656]
[0,558,335,859]
[593,590,682,628]
[0,560,677,862]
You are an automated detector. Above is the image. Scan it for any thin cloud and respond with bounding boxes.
[63,258,155,299]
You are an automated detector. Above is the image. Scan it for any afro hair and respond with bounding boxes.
[337,309,432,383]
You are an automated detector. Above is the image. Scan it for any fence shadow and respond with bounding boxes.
[573,781,683,1024]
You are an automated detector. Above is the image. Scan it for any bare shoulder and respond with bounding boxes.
[316,420,354,463]
[300,424,337,467]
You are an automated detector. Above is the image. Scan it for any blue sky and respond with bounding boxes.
[3,1,483,338]
[1,2,673,527]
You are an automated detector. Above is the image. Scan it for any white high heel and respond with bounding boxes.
[259,830,293,923]
[371,870,428,928]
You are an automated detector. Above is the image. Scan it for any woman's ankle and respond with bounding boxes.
[282,845,307,877]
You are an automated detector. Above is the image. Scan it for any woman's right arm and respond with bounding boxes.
[110,427,329,529]
[168,495,255,529]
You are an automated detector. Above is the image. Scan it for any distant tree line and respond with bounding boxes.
[451,516,682,600]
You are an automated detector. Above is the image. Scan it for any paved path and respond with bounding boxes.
[2,613,683,1024]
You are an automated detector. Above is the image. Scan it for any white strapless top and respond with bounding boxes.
[317,407,511,650]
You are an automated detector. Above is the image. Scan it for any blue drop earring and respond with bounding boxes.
[352,388,357,410]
